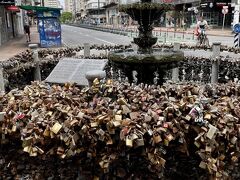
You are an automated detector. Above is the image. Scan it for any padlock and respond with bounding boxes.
[153,133,162,144]
[126,136,133,147]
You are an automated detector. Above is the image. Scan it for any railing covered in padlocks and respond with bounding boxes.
[1,43,240,92]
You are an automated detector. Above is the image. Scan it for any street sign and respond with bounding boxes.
[234,24,240,33]
[222,8,228,14]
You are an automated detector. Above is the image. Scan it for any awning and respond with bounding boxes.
[18,5,62,11]
[6,6,20,12]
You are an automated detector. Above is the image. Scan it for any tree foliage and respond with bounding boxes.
[60,12,73,23]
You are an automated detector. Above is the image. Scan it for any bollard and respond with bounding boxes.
[85,70,106,87]
[211,42,221,84]
[172,43,180,82]
[84,43,90,57]
[0,65,5,93]
[164,32,167,44]
[29,44,41,81]
[173,42,180,51]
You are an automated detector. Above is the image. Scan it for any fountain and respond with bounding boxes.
[109,0,184,84]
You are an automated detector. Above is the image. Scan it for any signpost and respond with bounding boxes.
[222,6,228,30]
[233,5,240,29]
[233,23,240,48]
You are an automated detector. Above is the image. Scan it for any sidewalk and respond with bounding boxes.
[0,26,39,61]
[154,27,233,37]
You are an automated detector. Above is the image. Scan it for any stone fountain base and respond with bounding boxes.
[109,49,184,85]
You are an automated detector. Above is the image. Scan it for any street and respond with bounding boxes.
[62,24,238,59]
[62,24,235,47]
[62,24,131,46]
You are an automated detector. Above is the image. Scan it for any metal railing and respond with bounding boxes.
[68,23,197,44]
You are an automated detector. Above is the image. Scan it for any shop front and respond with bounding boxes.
[167,0,200,29]
[200,0,233,28]
[0,0,20,46]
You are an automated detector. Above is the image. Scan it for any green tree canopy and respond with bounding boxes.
[60,12,73,23]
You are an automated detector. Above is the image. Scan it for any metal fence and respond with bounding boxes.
[70,23,197,44]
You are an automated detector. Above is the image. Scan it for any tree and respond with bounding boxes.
[60,12,73,23]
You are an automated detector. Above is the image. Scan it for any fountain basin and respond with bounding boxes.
[109,49,184,84]
[109,49,184,64]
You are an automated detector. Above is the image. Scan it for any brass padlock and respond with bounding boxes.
[153,133,162,144]
[126,136,133,147]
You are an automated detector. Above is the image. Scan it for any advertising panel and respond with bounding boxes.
[37,10,62,48]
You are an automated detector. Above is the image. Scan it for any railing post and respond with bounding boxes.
[0,65,5,93]
[29,44,41,81]
[164,32,167,44]
[84,43,90,57]
[85,70,106,87]
[172,42,180,82]
[211,42,221,84]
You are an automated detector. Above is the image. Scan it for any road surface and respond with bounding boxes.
[62,25,239,59]
[62,25,131,46]
[62,24,234,47]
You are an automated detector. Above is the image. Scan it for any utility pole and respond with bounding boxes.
[98,0,100,24]
[73,0,76,22]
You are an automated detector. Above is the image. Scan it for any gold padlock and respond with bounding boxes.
[126,136,133,147]
[153,133,162,144]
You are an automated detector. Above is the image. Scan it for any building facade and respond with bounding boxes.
[64,0,87,19]
[86,0,106,24]
[77,0,240,28]
[0,0,24,46]
[64,0,73,12]
[74,0,87,18]
[45,0,61,8]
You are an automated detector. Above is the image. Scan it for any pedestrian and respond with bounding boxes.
[24,24,31,42]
